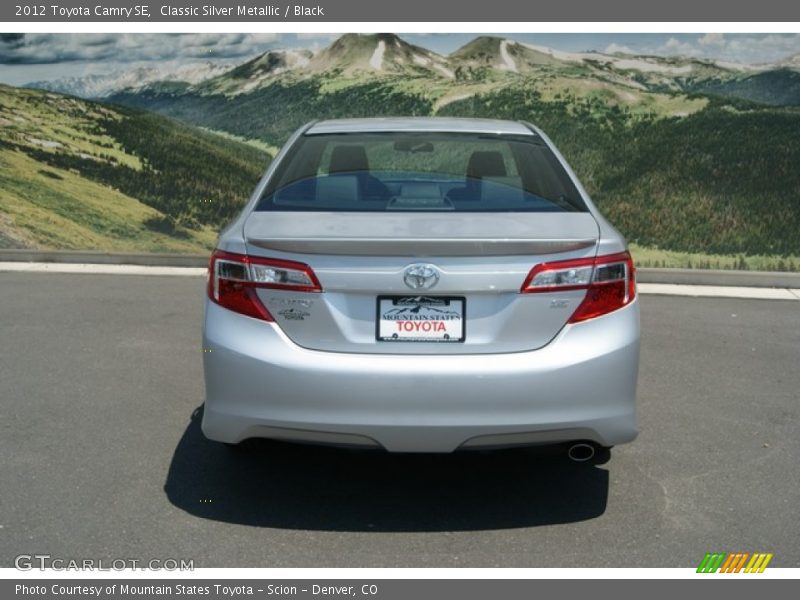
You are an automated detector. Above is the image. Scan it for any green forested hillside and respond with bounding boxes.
[111,75,800,259]
[0,85,269,251]
[111,77,434,143]
[693,69,800,106]
[438,87,800,256]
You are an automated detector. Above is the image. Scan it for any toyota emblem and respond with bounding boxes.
[403,264,440,290]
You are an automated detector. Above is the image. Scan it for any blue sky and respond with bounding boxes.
[1,32,799,86]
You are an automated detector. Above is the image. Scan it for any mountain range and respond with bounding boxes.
[27,61,236,100]
[6,33,800,263]
[29,34,800,105]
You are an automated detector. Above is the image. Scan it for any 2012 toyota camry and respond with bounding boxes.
[202,117,639,462]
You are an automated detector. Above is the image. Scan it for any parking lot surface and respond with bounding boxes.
[1,273,798,567]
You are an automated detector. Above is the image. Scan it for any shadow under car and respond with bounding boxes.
[163,406,610,532]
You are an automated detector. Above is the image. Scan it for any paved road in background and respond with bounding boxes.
[1,273,798,568]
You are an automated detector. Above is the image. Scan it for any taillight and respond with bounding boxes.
[207,250,322,321]
[521,251,635,323]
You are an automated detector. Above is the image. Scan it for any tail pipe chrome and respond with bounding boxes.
[567,442,597,462]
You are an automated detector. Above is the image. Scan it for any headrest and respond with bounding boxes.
[329,145,369,174]
[467,151,507,179]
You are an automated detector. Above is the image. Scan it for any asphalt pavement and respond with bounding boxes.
[1,272,798,568]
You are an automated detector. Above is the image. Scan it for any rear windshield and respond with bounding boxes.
[255,131,587,212]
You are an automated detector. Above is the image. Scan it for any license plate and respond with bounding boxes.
[377,296,465,342]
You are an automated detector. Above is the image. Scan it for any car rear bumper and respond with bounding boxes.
[201,298,640,453]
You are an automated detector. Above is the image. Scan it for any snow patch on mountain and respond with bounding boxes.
[413,54,430,66]
[517,41,770,75]
[433,64,455,78]
[612,58,693,74]
[518,42,695,74]
[369,40,386,70]
[499,40,518,73]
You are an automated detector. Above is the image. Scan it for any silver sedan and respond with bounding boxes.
[202,117,639,462]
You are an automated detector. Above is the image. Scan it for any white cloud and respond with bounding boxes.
[294,33,338,41]
[699,33,725,47]
[722,33,800,63]
[661,37,699,57]
[604,43,634,55]
[640,33,800,65]
[0,33,283,64]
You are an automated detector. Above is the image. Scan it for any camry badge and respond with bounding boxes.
[403,264,440,290]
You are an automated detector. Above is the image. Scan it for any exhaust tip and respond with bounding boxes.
[567,442,596,463]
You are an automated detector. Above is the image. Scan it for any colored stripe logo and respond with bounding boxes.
[697,552,773,573]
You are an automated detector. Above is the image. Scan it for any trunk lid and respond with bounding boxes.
[244,212,599,354]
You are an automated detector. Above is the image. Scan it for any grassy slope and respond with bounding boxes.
[0,84,268,252]
[0,150,216,252]
[629,243,800,271]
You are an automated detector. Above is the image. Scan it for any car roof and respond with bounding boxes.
[306,117,535,136]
